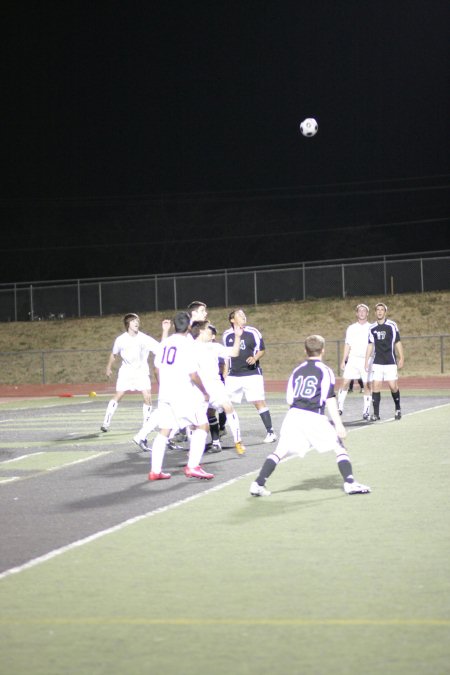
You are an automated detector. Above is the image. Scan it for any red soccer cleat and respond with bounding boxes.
[184,465,214,480]
[148,471,171,481]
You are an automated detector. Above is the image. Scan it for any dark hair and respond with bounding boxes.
[208,323,217,336]
[123,313,139,328]
[173,311,191,334]
[190,320,209,339]
[187,301,207,313]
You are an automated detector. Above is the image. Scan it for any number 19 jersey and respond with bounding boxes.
[286,358,335,415]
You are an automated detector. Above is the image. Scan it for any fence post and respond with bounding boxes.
[254,271,258,306]
[77,279,81,317]
[420,258,424,293]
[41,351,46,384]
[98,282,103,317]
[155,274,158,312]
[224,269,228,307]
[341,265,345,298]
[440,336,444,374]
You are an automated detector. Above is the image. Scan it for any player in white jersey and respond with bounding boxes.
[148,311,214,481]
[250,335,371,497]
[191,320,246,455]
[338,303,372,420]
[100,314,169,443]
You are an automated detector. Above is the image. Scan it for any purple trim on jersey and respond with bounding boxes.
[286,359,335,415]
[222,325,265,376]
[368,319,401,365]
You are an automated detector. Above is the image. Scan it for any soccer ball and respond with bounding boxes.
[300,118,318,137]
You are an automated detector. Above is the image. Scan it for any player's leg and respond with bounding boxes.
[337,378,350,414]
[206,407,221,452]
[148,402,174,480]
[388,378,401,419]
[222,400,245,454]
[101,391,124,431]
[335,442,371,494]
[250,409,302,496]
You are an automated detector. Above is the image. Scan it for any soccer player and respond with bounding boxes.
[223,309,277,443]
[365,303,404,421]
[250,335,371,497]
[148,311,213,481]
[100,314,169,446]
[338,303,372,420]
[191,320,246,455]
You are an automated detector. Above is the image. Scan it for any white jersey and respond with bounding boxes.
[194,341,229,393]
[344,321,370,359]
[112,331,159,373]
[155,333,200,403]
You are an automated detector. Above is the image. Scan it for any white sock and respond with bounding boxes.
[150,434,168,474]
[363,395,371,415]
[136,407,160,440]
[103,400,118,427]
[227,410,241,443]
[337,389,347,411]
[143,404,152,423]
[187,429,208,468]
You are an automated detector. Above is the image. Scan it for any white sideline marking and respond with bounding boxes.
[0,473,255,581]
[1,452,45,464]
[1,402,448,581]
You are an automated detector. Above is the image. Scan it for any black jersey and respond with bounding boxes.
[368,319,401,365]
[287,358,335,415]
[223,325,265,376]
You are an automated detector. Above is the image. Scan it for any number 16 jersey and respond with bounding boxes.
[287,358,335,415]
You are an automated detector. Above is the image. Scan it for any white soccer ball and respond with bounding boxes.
[300,118,318,137]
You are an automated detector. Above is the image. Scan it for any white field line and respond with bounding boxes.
[1,402,448,581]
[1,452,45,464]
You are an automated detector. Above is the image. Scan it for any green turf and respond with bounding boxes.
[1,405,449,674]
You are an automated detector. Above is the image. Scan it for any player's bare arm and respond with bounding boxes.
[326,397,347,439]
[247,348,265,366]
[365,343,374,371]
[190,371,210,402]
[105,353,116,379]
[340,344,351,371]
[396,341,404,369]
[227,325,243,358]
[161,319,171,339]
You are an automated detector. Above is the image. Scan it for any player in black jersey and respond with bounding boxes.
[365,303,404,421]
[250,335,370,497]
[223,309,276,443]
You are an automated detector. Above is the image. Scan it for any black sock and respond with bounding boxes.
[391,390,401,410]
[208,413,220,441]
[259,409,273,432]
[218,411,227,430]
[256,454,279,486]
[337,458,354,483]
[372,392,381,416]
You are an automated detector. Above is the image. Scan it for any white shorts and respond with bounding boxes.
[371,363,398,382]
[116,366,151,392]
[225,374,265,403]
[275,408,342,459]
[343,356,369,383]
[157,398,208,430]
[205,381,232,410]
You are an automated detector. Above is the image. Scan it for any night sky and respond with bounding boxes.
[2,1,449,283]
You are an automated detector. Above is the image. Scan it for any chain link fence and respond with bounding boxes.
[0,252,448,322]
[1,334,448,385]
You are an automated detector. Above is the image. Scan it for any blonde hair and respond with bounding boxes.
[305,334,325,356]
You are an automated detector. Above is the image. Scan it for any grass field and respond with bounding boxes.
[1,398,449,674]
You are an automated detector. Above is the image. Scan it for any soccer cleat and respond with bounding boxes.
[263,431,277,443]
[362,412,370,420]
[133,437,150,452]
[250,481,271,497]
[395,410,402,420]
[344,481,371,495]
[148,471,171,481]
[370,414,380,421]
[209,440,222,453]
[100,425,109,432]
[167,439,185,451]
[184,465,214,479]
[235,441,246,455]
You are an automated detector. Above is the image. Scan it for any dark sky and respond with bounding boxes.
[2,1,449,283]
